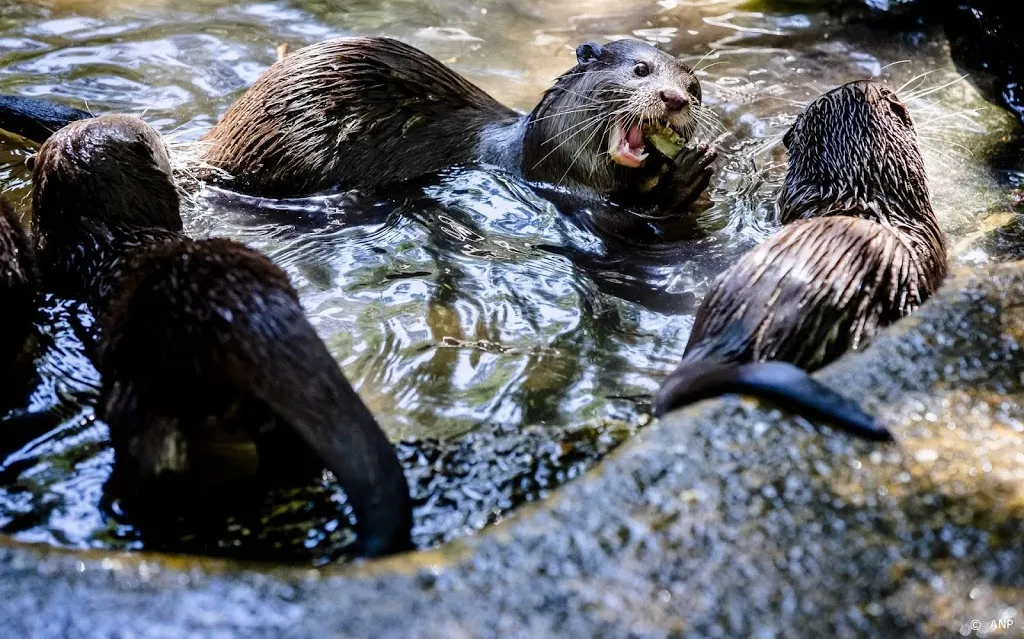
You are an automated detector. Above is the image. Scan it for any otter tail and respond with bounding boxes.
[653,360,892,441]
[0,95,92,143]
[100,239,413,557]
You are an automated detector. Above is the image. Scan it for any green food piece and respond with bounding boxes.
[639,164,670,193]
[646,123,686,158]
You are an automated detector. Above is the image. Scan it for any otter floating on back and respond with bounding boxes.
[1,37,718,239]
[30,114,413,557]
[654,80,947,441]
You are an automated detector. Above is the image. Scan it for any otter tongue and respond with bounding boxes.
[608,122,648,168]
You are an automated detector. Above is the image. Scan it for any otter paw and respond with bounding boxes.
[651,142,716,214]
[670,142,716,203]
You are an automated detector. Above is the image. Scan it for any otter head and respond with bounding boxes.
[523,39,702,192]
[778,80,931,227]
[31,114,182,246]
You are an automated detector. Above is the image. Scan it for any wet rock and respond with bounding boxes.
[2,260,1023,636]
[777,0,1024,126]
[943,1,1024,126]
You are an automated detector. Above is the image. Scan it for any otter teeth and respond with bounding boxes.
[608,122,648,168]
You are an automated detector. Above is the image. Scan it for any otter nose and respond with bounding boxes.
[660,88,687,112]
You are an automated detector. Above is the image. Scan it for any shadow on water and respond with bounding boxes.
[0,0,1020,563]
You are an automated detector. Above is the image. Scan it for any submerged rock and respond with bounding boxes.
[1,261,1022,636]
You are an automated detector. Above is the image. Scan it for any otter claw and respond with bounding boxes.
[664,143,717,211]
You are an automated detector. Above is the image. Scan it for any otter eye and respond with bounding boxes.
[633,62,651,77]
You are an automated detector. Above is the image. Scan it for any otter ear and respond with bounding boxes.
[576,42,604,66]
[25,154,35,171]
[888,99,913,127]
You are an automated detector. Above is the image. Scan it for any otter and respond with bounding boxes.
[0,199,36,406]
[1,37,717,239]
[31,114,413,557]
[653,80,947,441]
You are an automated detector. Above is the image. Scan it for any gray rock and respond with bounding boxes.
[1,262,1022,637]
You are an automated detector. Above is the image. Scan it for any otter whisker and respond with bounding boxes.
[913,107,985,130]
[693,114,725,139]
[528,106,602,124]
[689,48,719,74]
[557,115,606,186]
[693,105,726,135]
[894,69,943,95]
[917,143,960,172]
[693,61,728,75]
[915,135,974,156]
[875,59,912,76]
[538,108,624,147]
[532,111,619,168]
[903,74,970,101]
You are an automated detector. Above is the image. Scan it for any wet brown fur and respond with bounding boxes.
[684,80,946,371]
[199,36,713,209]
[201,37,517,198]
[31,114,413,556]
[522,39,702,193]
[31,114,183,305]
[652,81,944,440]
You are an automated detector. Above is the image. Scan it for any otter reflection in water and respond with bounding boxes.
[29,115,413,557]
[1,37,719,242]
[655,80,947,441]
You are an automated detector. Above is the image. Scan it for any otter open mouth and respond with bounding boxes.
[608,121,648,168]
[608,120,688,168]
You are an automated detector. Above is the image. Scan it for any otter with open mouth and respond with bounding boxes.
[653,80,947,441]
[1,37,718,241]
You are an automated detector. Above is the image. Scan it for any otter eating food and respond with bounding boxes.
[30,114,413,557]
[653,80,947,440]
[1,37,718,240]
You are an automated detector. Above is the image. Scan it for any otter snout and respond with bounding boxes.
[660,88,688,112]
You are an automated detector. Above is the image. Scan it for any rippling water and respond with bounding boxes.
[0,0,1019,563]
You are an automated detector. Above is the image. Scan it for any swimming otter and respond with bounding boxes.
[0,199,36,402]
[31,114,413,556]
[1,37,717,238]
[654,80,947,441]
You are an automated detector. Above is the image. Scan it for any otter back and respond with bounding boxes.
[99,237,413,556]
[685,216,941,370]
[201,37,519,198]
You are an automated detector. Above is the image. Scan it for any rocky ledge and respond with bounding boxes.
[2,261,1023,637]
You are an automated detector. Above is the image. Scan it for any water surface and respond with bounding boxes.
[0,0,1018,563]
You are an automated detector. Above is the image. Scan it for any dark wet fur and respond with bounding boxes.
[0,200,37,404]
[200,37,518,198]
[199,36,710,205]
[31,115,183,306]
[656,80,947,440]
[0,37,717,243]
[31,115,412,556]
[523,40,716,241]
[0,95,91,144]
[523,40,700,192]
